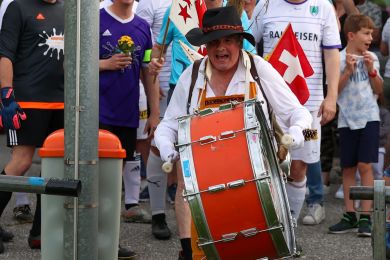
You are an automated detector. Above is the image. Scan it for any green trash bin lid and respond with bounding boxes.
[39,129,126,158]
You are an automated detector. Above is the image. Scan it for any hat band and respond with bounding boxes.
[202,25,243,33]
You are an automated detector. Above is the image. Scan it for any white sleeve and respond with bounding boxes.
[254,56,312,130]
[322,1,341,48]
[0,0,13,30]
[250,0,267,44]
[136,0,154,27]
[382,18,390,44]
[154,65,193,150]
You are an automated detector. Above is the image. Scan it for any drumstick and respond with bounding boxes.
[162,157,173,173]
[281,134,294,146]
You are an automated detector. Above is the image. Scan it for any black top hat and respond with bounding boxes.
[186,6,256,47]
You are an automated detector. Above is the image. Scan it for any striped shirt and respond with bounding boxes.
[251,0,341,111]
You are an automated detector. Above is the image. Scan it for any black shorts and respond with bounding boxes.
[6,109,64,147]
[339,121,379,168]
[99,123,137,161]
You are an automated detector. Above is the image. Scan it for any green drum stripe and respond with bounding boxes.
[256,104,291,257]
[256,181,290,256]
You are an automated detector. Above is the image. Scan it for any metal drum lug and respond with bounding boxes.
[199,135,217,145]
[241,227,258,237]
[227,179,245,188]
[221,233,238,242]
[207,184,226,193]
[219,130,236,140]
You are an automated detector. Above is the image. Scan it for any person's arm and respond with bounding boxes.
[343,0,359,14]
[364,51,383,95]
[0,56,13,87]
[338,53,356,93]
[141,66,160,138]
[380,40,389,56]
[148,43,166,76]
[99,54,132,72]
[320,48,340,125]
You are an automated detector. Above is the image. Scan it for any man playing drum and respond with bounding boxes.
[154,6,312,260]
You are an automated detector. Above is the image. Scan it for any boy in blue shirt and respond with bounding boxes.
[329,14,383,237]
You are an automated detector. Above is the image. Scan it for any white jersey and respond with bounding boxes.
[136,0,172,116]
[251,0,341,111]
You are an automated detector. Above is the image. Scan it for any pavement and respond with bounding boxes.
[0,134,374,260]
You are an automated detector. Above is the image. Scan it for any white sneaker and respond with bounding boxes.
[335,185,344,199]
[302,204,325,225]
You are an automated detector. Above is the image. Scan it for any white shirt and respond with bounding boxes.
[382,18,390,78]
[155,51,312,150]
[99,0,138,11]
[136,0,172,93]
[0,0,13,30]
[251,0,341,111]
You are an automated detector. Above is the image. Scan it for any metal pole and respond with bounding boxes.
[64,0,99,259]
[349,181,388,260]
[0,175,81,197]
[373,180,386,260]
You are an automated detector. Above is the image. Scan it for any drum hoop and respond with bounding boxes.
[250,102,296,256]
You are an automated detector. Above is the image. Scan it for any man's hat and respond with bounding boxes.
[186,6,256,47]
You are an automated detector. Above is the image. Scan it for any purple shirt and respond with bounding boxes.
[99,7,152,128]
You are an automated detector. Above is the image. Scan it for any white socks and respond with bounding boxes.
[147,151,168,215]
[286,177,307,221]
[15,192,30,206]
[123,154,141,205]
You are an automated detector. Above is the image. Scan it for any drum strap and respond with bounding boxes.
[187,59,203,114]
[247,53,289,161]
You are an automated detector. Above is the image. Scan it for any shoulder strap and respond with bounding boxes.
[248,52,271,115]
[187,59,203,114]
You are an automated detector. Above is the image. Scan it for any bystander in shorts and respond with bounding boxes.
[7,109,64,147]
[339,121,379,167]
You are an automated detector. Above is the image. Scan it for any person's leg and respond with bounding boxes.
[328,166,359,234]
[13,192,33,223]
[329,126,359,234]
[175,162,192,260]
[303,161,325,225]
[0,145,35,253]
[147,147,171,240]
[286,160,307,221]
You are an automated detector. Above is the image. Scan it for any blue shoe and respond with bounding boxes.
[139,186,149,202]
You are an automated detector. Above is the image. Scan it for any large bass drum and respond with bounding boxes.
[177,100,296,260]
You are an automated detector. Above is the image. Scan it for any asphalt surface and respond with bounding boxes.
[0,134,374,260]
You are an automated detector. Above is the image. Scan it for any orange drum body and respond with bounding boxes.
[177,101,295,260]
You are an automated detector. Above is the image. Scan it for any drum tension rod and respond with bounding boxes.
[197,225,284,247]
[183,175,271,198]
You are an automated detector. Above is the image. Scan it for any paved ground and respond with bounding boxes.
[0,134,374,259]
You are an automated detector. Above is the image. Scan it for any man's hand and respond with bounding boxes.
[144,113,160,139]
[148,57,165,76]
[287,125,304,149]
[318,96,337,125]
[0,87,26,130]
[100,53,132,71]
[159,143,179,163]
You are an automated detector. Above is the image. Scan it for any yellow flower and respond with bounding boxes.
[118,35,135,55]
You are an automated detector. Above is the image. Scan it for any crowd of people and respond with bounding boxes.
[0,0,389,259]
